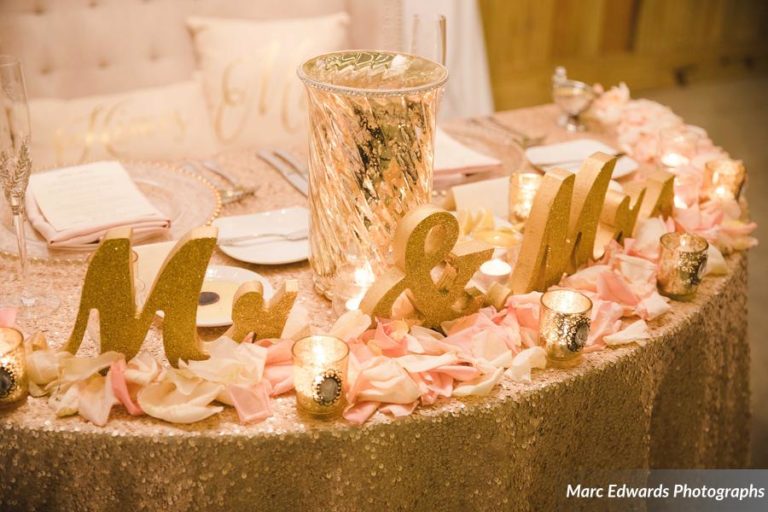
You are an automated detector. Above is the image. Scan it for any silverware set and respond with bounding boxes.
[257,149,309,196]
[469,116,545,148]
[184,159,258,204]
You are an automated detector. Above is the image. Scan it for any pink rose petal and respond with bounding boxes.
[228,382,272,424]
[110,359,143,416]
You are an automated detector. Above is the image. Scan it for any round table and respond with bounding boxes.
[0,106,751,511]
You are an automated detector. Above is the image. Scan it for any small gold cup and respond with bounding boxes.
[704,159,746,201]
[657,232,709,300]
[0,327,27,409]
[292,335,349,417]
[509,172,542,224]
[539,290,592,368]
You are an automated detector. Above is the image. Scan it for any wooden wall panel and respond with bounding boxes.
[479,0,768,109]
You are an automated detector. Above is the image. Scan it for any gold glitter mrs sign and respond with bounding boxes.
[360,205,494,329]
[66,227,296,366]
[508,152,673,295]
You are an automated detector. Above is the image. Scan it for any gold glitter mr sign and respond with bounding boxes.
[66,227,298,367]
[509,153,674,295]
[360,205,493,329]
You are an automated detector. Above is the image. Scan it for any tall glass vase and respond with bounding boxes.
[298,51,447,298]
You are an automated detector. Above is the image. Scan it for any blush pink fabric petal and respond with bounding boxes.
[228,382,273,424]
[110,359,143,416]
[379,401,418,417]
[453,367,504,397]
[343,401,380,425]
[262,363,294,396]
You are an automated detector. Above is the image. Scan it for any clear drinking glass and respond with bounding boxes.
[0,55,59,319]
[409,14,447,66]
[552,67,595,132]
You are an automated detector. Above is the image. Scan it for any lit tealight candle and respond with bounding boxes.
[509,173,542,224]
[658,127,699,170]
[704,159,746,201]
[0,327,27,409]
[292,335,349,417]
[539,290,592,368]
[478,258,513,288]
[331,262,375,314]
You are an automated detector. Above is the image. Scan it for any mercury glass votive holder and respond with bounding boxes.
[704,159,746,201]
[292,335,350,417]
[657,232,709,300]
[0,327,27,409]
[298,50,448,298]
[509,172,542,224]
[539,290,592,368]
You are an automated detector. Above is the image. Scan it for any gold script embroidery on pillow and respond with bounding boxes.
[53,100,188,164]
[213,41,310,144]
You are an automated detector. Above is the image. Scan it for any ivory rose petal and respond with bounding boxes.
[604,320,651,347]
[704,244,728,276]
[59,351,123,388]
[78,374,117,427]
[354,357,421,404]
[281,303,311,340]
[505,346,547,382]
[329,310,371,342]
[137,375,224,424]
[124,352,163,386]
[453,367,504,397]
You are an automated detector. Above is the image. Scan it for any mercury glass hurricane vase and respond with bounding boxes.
[298,50,447,298]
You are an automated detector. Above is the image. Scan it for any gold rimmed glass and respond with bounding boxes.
[0,55,59,321]
[539,289,592,367]
[0,326,27,409]
[657,232,709,300]
[292,335,350,417]
[298,50,448,298]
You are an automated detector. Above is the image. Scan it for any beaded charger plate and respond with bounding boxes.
[0,161,222,264]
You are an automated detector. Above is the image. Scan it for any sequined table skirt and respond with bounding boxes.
[0,106,751,511]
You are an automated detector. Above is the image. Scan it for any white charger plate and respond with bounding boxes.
[525,139,638,178]
[213,207,310,265]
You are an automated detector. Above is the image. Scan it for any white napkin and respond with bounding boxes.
[25,161,170,249]
[524,139,638,178]
[434,128,501,178]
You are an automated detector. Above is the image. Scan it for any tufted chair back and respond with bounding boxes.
[0,0,402,100]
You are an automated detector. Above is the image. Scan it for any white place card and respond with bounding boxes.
[29,161,163,232]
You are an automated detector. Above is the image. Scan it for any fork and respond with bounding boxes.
[476,116,545,148]
[185,160,257,204]
[218,228,308,246]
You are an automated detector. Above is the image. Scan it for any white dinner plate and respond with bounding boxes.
[213,207,310,265]
[525,139,638,178]
[154,266,273,327]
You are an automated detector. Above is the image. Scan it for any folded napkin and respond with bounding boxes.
[434,128,501,179]
[26,161,170,249]
[524,139,638,178]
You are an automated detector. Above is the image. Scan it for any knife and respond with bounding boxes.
[257,150,309,196]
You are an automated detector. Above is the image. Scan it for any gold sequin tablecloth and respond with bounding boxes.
[0,106,751,511]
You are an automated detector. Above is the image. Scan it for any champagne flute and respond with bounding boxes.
[0,55,59,319]
[409,14,447,66]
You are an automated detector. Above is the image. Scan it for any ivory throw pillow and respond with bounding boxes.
[187,13,350,149]
[29,81,219,168]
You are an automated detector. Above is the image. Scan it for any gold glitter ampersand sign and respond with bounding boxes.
[360,204,494,329]
[224,280,299,342]
[66,226,217,367]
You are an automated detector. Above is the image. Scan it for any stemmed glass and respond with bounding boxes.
[552,67,595,132]
[0,55,59,319]
[409,14,447,66]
